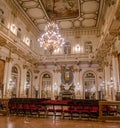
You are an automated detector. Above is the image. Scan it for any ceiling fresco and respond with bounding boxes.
[13,0,104,31]
[41,0,79,19]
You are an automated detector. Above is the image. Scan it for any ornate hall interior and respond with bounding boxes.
[0,0,120,127]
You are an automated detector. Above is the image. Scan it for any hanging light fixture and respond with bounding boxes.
[38,21,65,54]
[38,1,65,54]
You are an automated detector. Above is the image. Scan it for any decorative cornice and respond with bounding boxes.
[61,29,100,36]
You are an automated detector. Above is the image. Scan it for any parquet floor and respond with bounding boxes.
[0,116,120,128]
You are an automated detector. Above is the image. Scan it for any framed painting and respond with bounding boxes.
[61,69,73,85]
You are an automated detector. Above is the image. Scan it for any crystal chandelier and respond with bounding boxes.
[38,20,65,54]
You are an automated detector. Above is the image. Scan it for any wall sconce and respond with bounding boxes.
[9,79,15,89]
[26,82,30,89]
[90,86,96,93]
[75,82,81,91]
[107,77,114,87]
[100,81,105,87]
[53,83,57,91]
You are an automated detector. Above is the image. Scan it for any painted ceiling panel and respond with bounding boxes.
[13,0,104,31]
[41,0,79,19]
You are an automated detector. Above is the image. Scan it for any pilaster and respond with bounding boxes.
[4,57,13,98]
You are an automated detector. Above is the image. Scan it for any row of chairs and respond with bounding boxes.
[9,99,99,119]
[8,98,118,119]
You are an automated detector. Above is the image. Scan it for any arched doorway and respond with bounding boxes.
[83,71,96,99]
[41,73,52,99]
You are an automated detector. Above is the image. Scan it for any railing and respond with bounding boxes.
[0,98,9,115]
[99,101,120,121]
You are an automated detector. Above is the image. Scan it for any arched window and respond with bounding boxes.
[41,73,52,99]
[10,66,20,97]
[83,72,96,99]
[64,42,71,55]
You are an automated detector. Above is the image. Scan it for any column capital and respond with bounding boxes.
[23,64,28,69]
[6,57,13,63]
[104,61,109,66]
[111,51,118,57]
